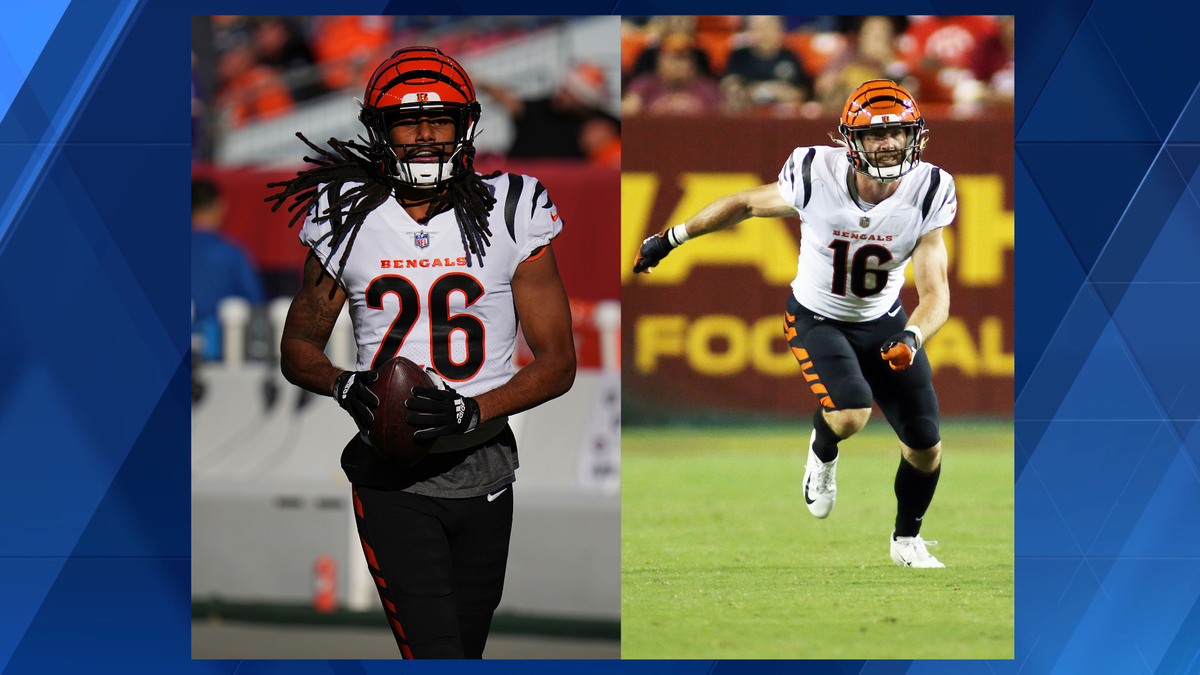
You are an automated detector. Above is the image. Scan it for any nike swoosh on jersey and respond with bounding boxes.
[887,306,902,317]
[487,488,508,502]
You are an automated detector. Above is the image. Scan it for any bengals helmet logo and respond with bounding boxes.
[416,92,429,102]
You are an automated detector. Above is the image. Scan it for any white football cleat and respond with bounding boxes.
[802,430,837,518]
[890,531,945,568]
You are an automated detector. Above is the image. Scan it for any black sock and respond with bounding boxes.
[811,407,840,463]
[894,457,940,537]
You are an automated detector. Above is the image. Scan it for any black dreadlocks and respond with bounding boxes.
[265,132,500,298]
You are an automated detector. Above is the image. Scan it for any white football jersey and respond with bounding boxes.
[300,172,561,398]
[777,145,956,322]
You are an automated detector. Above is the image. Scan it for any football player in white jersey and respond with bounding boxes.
[634,80,953,569]
[270,47,577,657]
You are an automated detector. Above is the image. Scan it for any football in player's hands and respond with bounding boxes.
[364,356,436,466]
[880,330,920,370]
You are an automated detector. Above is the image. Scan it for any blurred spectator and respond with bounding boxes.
[481,62,620,164]
[721,16,813,110]
[213,44,295,127]
[628,16,714,80]
[310,16,392,91]
[899,15,998,104]
[210,15,252,53]
[252,16,327,102]
[581,117,621,168]
[623,34,722,117]
[972,15,1014,105]
[816,16,911,112]
[192,179,265,361]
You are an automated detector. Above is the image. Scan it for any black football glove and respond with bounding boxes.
[881,330,920,371]
[633,232,676,274]
[404,384,480,440]
[333,369,379,434]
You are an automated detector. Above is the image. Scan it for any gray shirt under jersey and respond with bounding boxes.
[340,425,518,497]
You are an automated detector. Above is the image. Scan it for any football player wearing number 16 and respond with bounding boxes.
[269,48,576,657]
[634,80,956,569]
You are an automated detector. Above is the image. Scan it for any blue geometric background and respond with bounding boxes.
[0,0,1197,673]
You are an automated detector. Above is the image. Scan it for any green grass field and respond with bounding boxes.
[621,420,1014,659]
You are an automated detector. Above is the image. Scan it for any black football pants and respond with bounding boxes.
[352,483,514,658]
[785,295,941,450]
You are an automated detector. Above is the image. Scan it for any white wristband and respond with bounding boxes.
[666,224,690,247]
[904,325,923,350]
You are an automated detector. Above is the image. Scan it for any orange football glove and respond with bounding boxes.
[880,330,920,370]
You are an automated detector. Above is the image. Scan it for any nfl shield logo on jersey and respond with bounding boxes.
[859,216,870,228]
[415,231,430,249]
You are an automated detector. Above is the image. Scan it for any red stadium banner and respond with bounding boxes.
[192,159,620,302]
[622,115,1013,418]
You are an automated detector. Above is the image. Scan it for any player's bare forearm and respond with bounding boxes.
[682,194,755,237]
[281,337,344,397]
[280,253,348,397]
[908,228,951,342]
[906,289,949,342]
[682,183,795,238]
[634,184,794,274]
[475,246,576,421]
[474,350,575,422]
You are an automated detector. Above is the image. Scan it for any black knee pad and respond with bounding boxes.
[900,415,940,450]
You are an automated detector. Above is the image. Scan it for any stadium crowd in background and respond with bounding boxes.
[621,15,1014,118]
[479,62,621,166]
[193,16,571,135]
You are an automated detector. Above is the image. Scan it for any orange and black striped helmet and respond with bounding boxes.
[359,47,481,188]
[838,80,925,182]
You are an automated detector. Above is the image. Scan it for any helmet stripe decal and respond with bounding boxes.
[390,51,470,77]
[375,70,470,101]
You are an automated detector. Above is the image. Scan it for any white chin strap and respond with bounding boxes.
[866,160,907,183]
[401,160,455,188]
